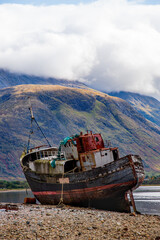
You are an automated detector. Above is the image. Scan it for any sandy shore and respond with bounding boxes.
[0,203,160,240]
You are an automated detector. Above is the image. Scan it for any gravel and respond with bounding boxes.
[0,203,160,239]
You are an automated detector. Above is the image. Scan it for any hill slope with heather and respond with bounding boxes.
[108,91,160,128]
[0,85,160,179]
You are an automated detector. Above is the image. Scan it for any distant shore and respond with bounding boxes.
[0,188,30,193]
[0,203,160,240]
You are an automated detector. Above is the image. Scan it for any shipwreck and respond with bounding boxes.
[20,105,144,213]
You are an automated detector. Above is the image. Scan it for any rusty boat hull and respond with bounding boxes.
[23,154,144,212]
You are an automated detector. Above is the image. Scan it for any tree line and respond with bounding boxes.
[0,180,29,190]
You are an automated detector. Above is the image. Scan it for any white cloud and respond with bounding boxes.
[0,0,160,99]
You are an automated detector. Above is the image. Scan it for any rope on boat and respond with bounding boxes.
[57,172,65,208]
[27,115,34,153]
[22,166,29,172]
[57,167,78,208]
[27,97,51,152]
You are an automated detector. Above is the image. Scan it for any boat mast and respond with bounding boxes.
[27,97,51,152]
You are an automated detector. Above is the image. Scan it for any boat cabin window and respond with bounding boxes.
[95,136,99,142]
[113,149,119,161]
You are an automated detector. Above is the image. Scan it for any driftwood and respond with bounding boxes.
[0,203,18,211]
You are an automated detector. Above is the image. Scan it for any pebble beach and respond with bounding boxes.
[0,203,160,240]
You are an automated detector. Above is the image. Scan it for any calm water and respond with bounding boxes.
[0,186,160,215]
[0,189,34,204]
[133,186,160,215]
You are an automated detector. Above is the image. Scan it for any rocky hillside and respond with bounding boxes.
[108,91,160,128]
[0,85,160,179]
[0,69,86,89]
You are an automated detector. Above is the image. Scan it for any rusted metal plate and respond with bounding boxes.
[76,132,104,153]
[80,152,96,171]
[24,197,36,204]
[59,178,69,184]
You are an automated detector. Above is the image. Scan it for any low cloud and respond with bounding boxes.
[0,0,160,99]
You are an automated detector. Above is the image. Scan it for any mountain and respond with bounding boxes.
[0,84,160,179]
[108,91,160,128]
[0,69,87,89]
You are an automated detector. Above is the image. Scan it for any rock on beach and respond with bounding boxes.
[0,203,160,240]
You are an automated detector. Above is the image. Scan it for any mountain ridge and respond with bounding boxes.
[0,69,87,89]
[108,91,160,128]
[0,84,160,179]
[0,70,160,179]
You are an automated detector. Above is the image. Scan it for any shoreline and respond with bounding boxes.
[0,203,160,239]
[0,188,30,193]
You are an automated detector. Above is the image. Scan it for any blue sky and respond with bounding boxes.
[0,0,160,5]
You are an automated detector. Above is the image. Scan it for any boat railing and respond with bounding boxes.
[36,150,58,160]
[35,150,66,161]
[29,145,49,152]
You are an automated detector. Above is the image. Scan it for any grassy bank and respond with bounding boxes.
[0,180,29,191]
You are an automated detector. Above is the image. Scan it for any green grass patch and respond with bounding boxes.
[0,180,29,190]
